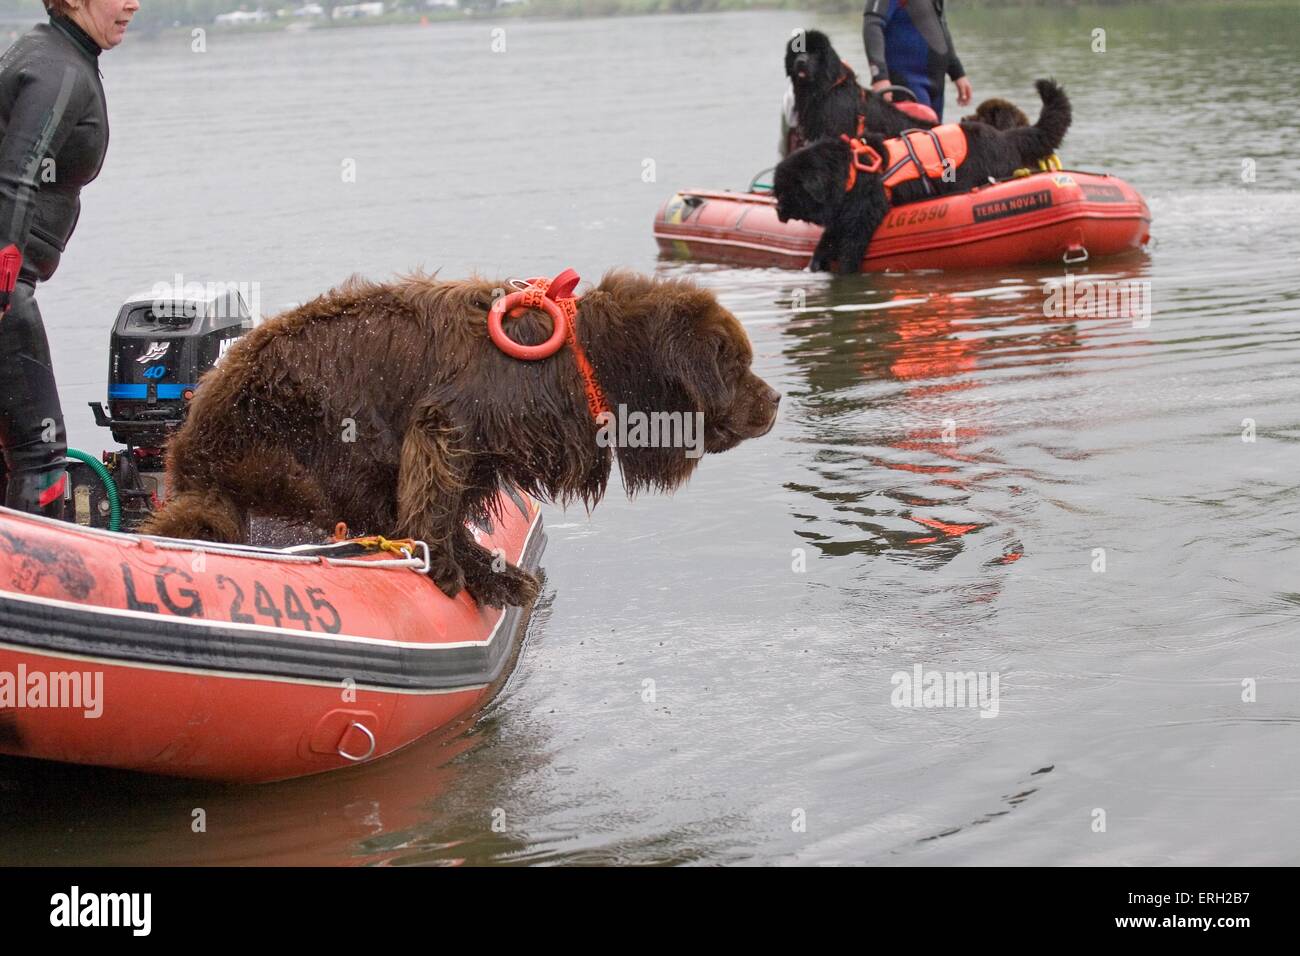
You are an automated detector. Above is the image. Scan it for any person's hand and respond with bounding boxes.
[955,76,973,107]
[871,78,893,102]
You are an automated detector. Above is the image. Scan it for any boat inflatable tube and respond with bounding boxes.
[654,170,1151,272]
[0,488,543,783]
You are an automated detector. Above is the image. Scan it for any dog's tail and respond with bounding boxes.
[1006,79,1071,165]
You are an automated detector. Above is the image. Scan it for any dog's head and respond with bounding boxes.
[963,97,1029,131]
[579,272,780,492]
[785,29,841,91]
[773,136,863,225]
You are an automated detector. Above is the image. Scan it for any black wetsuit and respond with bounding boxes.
[863,0,965,121]
[0,15,107,516]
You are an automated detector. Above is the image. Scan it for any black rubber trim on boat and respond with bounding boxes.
[0,527,546,692]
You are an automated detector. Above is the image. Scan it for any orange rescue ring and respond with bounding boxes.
[488,287,568,361]
[841,136,884,175]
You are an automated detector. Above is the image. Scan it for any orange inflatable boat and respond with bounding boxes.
[0,490,543,783]
[654,170,1150,272]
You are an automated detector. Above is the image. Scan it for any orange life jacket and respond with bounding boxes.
[842,123,969,200]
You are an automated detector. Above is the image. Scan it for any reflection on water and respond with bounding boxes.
[2,4,1299,865]
[781,263,1163,574]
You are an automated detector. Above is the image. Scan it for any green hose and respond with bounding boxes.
[65,448,122,532]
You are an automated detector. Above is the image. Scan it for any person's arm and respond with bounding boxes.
[863,0,892,89]
[779,81,796,157]
[0,62,83,312]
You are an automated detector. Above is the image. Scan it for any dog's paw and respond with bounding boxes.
[809,255,831,273]
[429,560,467,600]
[465,562,540,609]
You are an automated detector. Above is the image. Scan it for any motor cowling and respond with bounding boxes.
[102,285,253,448]
[72,284,256,531]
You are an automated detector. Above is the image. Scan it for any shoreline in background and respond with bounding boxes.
[0,0,1280,40]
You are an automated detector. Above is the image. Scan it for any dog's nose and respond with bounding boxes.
[757,390,781,436]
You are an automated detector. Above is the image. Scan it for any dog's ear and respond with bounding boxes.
[673,296,740,405]
[809,33,840,84]
[604,275,738,409]
[806,140,852,210]
[805,166,836,210]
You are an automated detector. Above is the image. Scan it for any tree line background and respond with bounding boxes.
[0,0,1206,32]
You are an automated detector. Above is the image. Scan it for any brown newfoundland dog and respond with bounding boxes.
[141,271,780,608]
[963,97,1030,130]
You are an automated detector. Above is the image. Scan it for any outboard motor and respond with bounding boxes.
[65,283,254,531]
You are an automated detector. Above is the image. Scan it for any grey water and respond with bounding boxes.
[1,2,1298,864]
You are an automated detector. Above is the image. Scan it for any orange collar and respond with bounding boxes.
[831,62,870,130]
[487,270,610,423]
[550,282,610,423]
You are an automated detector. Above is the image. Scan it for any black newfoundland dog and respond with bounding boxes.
[785,28,935,143]
[773,79,1071,274]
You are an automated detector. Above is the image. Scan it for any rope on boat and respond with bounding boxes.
[1,505,432,573]
[148,535,433,573]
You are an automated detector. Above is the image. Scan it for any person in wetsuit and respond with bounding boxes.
[0,0,135,517]
[863,0,972,122]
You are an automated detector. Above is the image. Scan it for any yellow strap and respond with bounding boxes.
[346,535,419,557]
[1012,154,1063,178]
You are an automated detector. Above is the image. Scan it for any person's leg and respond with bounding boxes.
[884,3,936,115]
[890,67,936,111]
[927,78,945,122]
[0,281,68,518]
[925,48,949,122]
